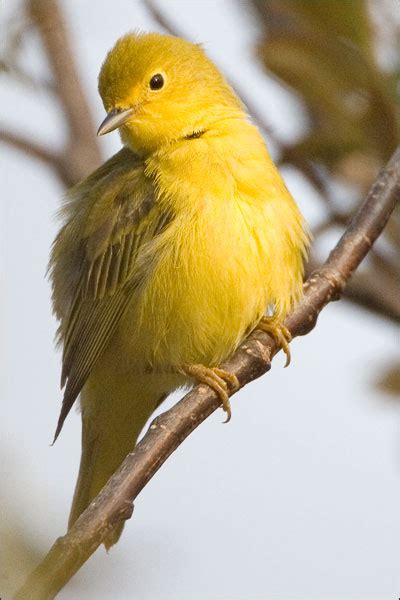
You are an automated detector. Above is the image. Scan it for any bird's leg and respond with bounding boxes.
[181,364,240,423]
[257,315,292,367]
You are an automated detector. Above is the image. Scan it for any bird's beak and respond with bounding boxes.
[97,107,134,136]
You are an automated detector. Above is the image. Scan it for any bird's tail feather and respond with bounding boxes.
[68,423,130,549]
[68,371,171,548]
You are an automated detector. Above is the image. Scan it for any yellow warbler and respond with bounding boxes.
[50,32,309,547]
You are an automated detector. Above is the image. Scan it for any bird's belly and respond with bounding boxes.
[116,201,270,371]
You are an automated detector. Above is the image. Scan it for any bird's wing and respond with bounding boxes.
[50,148,170,441]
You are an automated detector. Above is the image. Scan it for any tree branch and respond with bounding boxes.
[13,149,400,599]
[306,251,400,324]
[340,265,400,323]
[25,0,102,185]
[0,128,57,166]
[0,128,73,187]
[2,0,102,187]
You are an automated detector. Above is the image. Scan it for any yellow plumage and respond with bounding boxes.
[49,32,309,547]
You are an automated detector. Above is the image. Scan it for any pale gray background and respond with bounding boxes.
[1,1,399,599]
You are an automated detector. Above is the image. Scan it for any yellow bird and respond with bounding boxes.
[49,32,309,547]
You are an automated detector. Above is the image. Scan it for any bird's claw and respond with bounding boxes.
[258,317,292,367]
[181,364,239,422]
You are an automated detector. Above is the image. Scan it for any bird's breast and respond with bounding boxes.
[117,195,272,370]
[112,125,307,372]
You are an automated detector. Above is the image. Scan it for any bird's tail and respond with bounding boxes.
[68,369,171,549]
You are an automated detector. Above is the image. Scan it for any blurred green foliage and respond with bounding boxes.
[252,0,400,191]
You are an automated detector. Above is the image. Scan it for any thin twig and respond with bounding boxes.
[28,0,102,183]
[339,264,400,322]
[0,128,58,168]
[1,0,102,187]
[143,0,186,39]
[0,128,73,187]
[305,255,400,324]
[13,148,400,600]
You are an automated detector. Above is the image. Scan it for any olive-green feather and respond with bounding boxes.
[49,147,170,441]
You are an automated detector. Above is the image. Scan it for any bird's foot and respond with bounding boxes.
[258,316,292,367]
[182,364,239,423]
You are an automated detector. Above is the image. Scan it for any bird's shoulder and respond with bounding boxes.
[60,146,153,247]
[49,147,164,317]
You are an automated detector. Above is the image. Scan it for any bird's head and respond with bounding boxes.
[97,32,243,156]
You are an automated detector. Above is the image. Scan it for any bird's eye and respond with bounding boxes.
[149,73,164,90]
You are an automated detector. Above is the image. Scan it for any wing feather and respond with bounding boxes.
[50,148,170,441]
